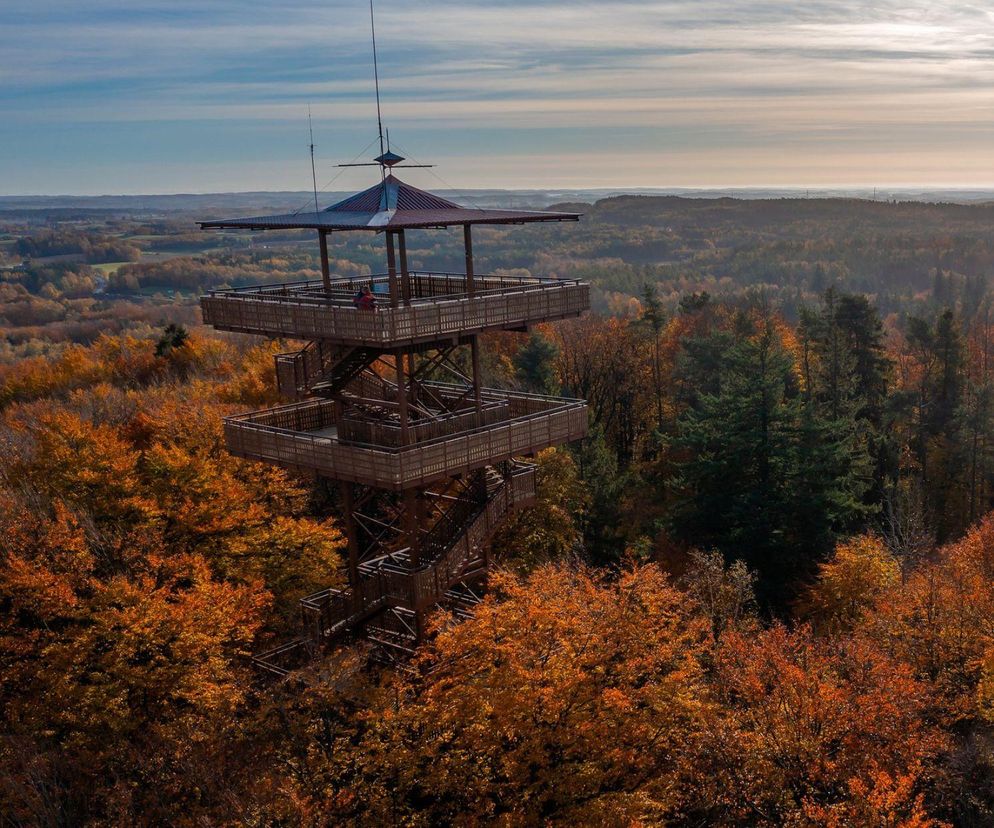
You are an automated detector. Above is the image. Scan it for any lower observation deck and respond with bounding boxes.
[224,385,587,489]
[201,272,588,346]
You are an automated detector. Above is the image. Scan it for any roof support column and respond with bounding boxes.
[463,224,475,297]
[406,350,419,411]
[470,334,483,414]
[385,231,399,307]
[398,229,411,305]
[318,230,331,292]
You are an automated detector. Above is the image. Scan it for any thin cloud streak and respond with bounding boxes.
[2,0,994,192]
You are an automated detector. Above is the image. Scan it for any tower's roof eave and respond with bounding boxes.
[199,207,581,231]
[198,174,581,231]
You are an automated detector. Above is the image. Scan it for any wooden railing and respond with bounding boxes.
[223,389,587,490]
[201,272,589,345]
[338,399,510,447]
[213,272,573,305]
[274,340,342,399]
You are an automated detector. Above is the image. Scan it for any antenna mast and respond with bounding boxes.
[369,0,386,177]
[308,105,319,213]
[334,4,431,173]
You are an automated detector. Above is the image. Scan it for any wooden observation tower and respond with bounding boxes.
[199,155,588,673]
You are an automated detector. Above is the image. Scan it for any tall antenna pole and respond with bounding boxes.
[369,0,386,179]
[308,105,319,214]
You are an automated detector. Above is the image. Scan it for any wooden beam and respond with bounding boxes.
[405,488,420,567]
[398,229,411,304]
[340,482,361,594]
[463,224,475,296]
[395,348,410,442]
[385,231,399,307]
[318,230,331,291]
[470,334,483,413]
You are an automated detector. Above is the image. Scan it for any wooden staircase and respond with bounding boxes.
[275,341,381,401]
[252,462,534,676]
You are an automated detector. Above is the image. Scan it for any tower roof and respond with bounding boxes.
[199,174,580,231]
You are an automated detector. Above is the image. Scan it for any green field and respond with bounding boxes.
[91,261,130,275]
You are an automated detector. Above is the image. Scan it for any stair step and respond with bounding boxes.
[365,632,417,655]
[251,637,315,677]
[311,347,380,397]
[254,471,522,675]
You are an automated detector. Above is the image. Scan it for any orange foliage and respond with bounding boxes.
[0,330,344,822]
[704,624,946,825]
[0,322,988,825]
[304,563,711,825]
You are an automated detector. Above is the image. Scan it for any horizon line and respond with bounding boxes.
[6,184,994,200]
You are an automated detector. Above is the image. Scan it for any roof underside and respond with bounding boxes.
[199,174,581,231]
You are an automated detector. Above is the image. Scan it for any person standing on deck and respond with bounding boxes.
[356,285,376,310]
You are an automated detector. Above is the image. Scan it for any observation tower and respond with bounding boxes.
[199,157,589,674]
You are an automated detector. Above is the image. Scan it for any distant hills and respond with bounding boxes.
[2,187,994,214]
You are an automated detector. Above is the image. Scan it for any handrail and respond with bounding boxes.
[210,271,572,295]
[205,271,584,309]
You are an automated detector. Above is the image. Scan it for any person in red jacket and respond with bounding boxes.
[356,285,376,310]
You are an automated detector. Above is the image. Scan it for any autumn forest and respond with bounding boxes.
[5,195,994,825]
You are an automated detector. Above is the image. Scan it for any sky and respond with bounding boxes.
[2,0,994,195]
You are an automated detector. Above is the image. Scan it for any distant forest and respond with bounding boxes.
[4,195,994,351]
[5,196,994,824]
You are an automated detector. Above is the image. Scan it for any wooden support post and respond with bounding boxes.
[406,350,418,410]
[470,334,483,413]
[395,348,410,442]
[398,229,411,304]
[405,488,420,568]
[463,223,475,296]
[340,482,360,593]
[385,231,399,307]
[318,230,331,292]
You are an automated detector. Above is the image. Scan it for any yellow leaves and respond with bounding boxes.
[216,340,282,407]
[490,447,587,571]
[0,342,108,408]
[976,649,994,725]
[224,516,344,630]
[802,533,900,632]
[143,440,265,543]
[855,515,994,722]
[14,410,157,526]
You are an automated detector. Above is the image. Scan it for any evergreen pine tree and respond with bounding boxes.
[513,331,559,395]
[669,320,799,601]
[670,312,877,605]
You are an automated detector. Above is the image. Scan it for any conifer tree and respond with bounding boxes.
[513,330,559,395]
[671,312,875,603]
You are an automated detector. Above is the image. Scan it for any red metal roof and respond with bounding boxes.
[199,174,580,231]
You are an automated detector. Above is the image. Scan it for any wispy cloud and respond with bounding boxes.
[2,1,994,192]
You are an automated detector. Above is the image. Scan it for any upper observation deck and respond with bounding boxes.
[200,272,589,347]
[197,173,587,346]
